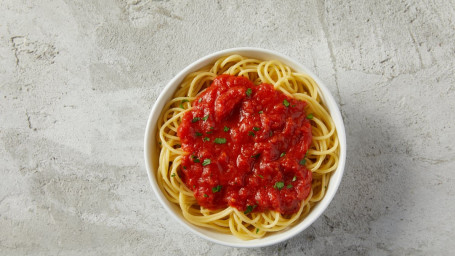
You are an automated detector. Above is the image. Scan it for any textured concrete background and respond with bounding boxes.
[1,0,455,255]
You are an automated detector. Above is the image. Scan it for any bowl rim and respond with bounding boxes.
[144,47,346,248]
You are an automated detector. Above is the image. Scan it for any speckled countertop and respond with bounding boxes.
[1,0,454,255]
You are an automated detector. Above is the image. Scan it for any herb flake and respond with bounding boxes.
[307,113,314,119]
[214,138,226,144]
[244,205,257,214]
[246,88,252,97]
[212,185,222,193]
[283,99,290,107]
[179,99,189,109]
[223,126,230,132]
[274,181,284,190]
[202,158,211,166]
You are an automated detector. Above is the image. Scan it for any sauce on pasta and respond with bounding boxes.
[177,74,313,215]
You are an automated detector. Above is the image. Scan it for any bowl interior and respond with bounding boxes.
[144,48,346,248]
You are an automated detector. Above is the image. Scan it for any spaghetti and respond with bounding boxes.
[156,55,339,240]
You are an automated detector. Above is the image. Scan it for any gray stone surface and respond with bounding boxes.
[1,0,454,255]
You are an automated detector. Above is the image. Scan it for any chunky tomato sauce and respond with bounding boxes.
[177,75,312,215]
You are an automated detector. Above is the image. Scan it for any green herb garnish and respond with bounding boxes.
[198,98,202,103]
[258,111,263,114]
[274,181,284,190]
[283,99,290,107]
[214,138,226,144]
[253,127,260,131]
[280,152,286,157]
[258,174,264,179]
[248,131,255,137]
[252,154,260,159]
[203,194,208,198]
[292,176,296,181]
[244,205,257,214]
[195,132,203,136]
[299,159,306,165]
[246,88,252,97]
[223,126,230,132]
[307,113,314,119]
[256,228,259,234]
[171,173,176,177]
[202,158,211,166]
[212,185,222,193]
[203,137,210,142]
[192,117,200,123]
[202,114,209,121]
[179,99,189,109]
[287,184,293,188]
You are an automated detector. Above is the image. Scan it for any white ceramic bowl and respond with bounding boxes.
[144,47,346,248]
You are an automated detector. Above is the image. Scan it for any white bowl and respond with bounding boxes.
[144,47,346,248]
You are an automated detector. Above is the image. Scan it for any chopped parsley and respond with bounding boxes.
[258,174,264,179]
[210,127,215,130]
[246,88,252,97]
[258,111,263,114]
[223,126,230,132]
[202,114,209,121]
[202,158,211,166]
[206,131,213,134]
[203,137,210,142]
[191,155,200,163]
[244,205,257,214]
[212,185,222,193]
[214,138,226,144]
[195,132,203,136]
[203,194,208,198]
[179,99,189,109]
[198,98,202,103]
[256,228,259,234]
[192,117,200,123]
[251,153,260,159]
[253,127,260,131]
[280,152,286,158]
[171,173,176,177]
[292,176,297,181]
[283,99,290,107]
[307,113,314,119]
[299,159,306,165]
[287,184,293,189]
[274,181,284,190]
[248,131,255,137]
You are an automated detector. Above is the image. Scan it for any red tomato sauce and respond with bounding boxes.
[177,75,312,215]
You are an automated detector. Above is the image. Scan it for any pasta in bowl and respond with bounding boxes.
[144,48,346,247]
